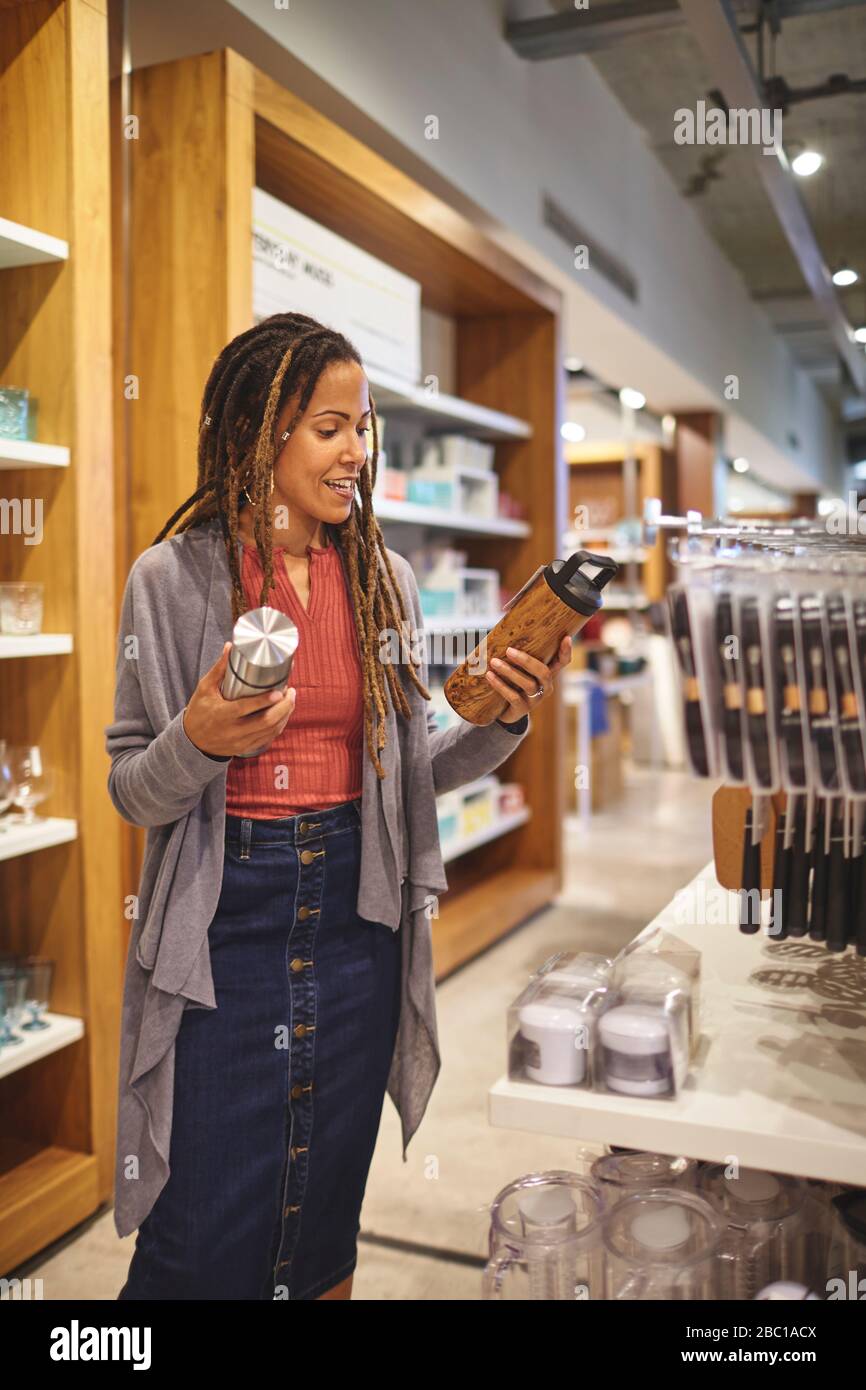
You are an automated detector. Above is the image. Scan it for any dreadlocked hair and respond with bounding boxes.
[151,311,430,779]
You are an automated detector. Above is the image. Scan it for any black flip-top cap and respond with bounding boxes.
[543,550,619,618]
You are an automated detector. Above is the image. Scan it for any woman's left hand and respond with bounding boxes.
[485,636,573,723]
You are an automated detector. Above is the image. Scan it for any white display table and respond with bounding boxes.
[489,860,866,1185]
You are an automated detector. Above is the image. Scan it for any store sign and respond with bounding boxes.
[252,187,420,383]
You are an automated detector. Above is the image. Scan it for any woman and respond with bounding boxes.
[106,311,571,1301]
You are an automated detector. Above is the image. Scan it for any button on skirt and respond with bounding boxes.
[117,797,402,1300]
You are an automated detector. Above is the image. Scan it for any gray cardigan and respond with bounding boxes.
[105,515,530,1238]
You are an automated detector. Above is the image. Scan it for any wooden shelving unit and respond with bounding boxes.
[0,0,122,1272]
[564,439,670,606]
[118,47,565,980]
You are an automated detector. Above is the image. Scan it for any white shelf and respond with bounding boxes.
[367,366,532,440]
[441,807,530,863]
[375,496,529,536]
[0,216,69,269]
[0,1011,84,1080]
[601,592,650,611]
[0,817,78,862]
[0,633,73,658]
[421,613,501,635]
[563,531,645,564]
[489,860,866,1185]
[0,439,70,469]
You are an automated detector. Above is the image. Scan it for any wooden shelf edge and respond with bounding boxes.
[433,866,557,980]
[0,1145,99,1273]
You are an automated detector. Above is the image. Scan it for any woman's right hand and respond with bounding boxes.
[182,642,297,758]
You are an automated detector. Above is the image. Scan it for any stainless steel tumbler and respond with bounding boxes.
[220,605,299,757]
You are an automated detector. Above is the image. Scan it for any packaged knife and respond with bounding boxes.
[800,594,841,794]
[772,594,808,791]
[714,589,745,782]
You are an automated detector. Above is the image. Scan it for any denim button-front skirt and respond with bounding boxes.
[117,796,402,1300]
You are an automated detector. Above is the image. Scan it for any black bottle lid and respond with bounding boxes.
[543,550,619,618]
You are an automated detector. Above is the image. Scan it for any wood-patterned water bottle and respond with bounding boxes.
[444,550,618,725]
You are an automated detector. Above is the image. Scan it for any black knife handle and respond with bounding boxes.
[858,851,866,958]
[826,824,850,953]
[785,803,811,938]
[847,850,861,948]
[808,804,829,943]
[768,813,790,940]
[739,809,763,934]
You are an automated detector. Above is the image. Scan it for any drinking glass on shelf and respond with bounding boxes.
[19,956,53,1031]
[0,583,44,635]
[0,741,17,831]
[0,386,30,440]
[8,746,53,824]
[0,965,27,1047]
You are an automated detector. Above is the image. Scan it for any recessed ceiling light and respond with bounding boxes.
[791,150,823,177]
[732,457,750,473]
[564,356,583,373]
[619,386,646,410]
[832,267,859,288]
[854,326,866,344]
[561,421,586,442]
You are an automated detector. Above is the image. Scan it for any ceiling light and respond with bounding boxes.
[832,267,859,288]
[854,327,866,344]
[662,414,676,435]
[561,421,586,443]
[619,387,646,410]
[732,457,750,473]
[564,356,583,373]
[791,150,823,177]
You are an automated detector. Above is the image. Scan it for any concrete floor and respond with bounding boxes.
[17,764,715,1300]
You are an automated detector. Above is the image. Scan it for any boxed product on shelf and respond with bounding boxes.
[371,448,411,501]
[616,927,702,1057]
[456,468,497,519]
[435,789,462,843]
[412,452,499,519]
[507,952,616,1088]
[498,492,527,521]
[600,955,692,1100]
[459,776,498,837]
[530,949,614,988]
[456,568,499,618]
[417,564,500,623]
[410,542,468,580]
[407,476,453,509]
[419,587,458,618]
[497,782,525,816]
[381,468,407,500]
[418,433,495,472]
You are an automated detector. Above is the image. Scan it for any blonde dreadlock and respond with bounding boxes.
[151,312,430,778]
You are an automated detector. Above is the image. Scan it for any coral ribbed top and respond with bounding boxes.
[224,537,364,817]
